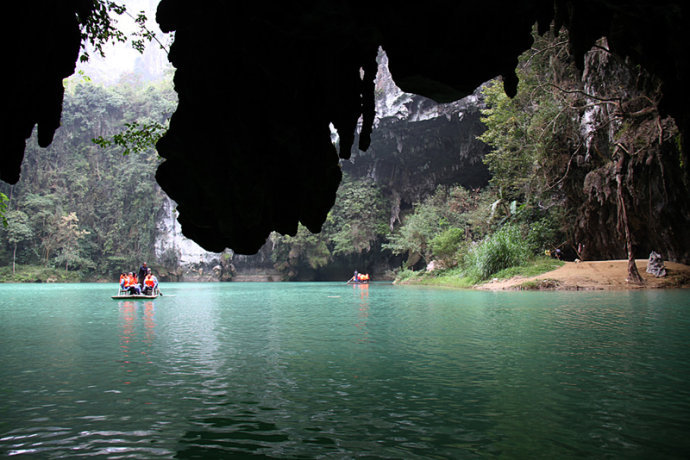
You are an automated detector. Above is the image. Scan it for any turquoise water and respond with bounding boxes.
[1,282,689,458]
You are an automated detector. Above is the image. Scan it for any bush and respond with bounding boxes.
[525,216,561,254]
[465,224,529,280]
[431,227,464,265]
[395,267,419,282]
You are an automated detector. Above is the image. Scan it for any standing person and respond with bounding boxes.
[138,262,148,287]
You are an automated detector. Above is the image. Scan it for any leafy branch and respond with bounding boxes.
[0,192,8,227]
[77,1,171,62]
[93,121,168,156]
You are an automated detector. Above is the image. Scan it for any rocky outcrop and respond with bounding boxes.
[154,196,231,281]
[574,39,690,264]
[0,1,90,184]
[343,52,489,221]
[647,251,667,278]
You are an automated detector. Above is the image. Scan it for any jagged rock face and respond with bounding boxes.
[0,2,89,184]
[2,1,690,257]
[154,196,230,281]
[575,39,690,264]
[343,73,489,220]
[154,1,379,255]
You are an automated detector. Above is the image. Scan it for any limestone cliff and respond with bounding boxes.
[343,51,489,227]
[574,39,690,264]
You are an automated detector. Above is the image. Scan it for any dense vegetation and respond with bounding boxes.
[0,76,175,281]
[388,23,686,285]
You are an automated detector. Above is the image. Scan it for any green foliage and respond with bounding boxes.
[383,185,495,267]
[325,176,389,256]
[77,1,127,62]
[0,265,77,283]
[93,120,167,156]
[479,24,582,210]
[0,192,7,227]
[383,197,443,266]
[524,215,562,254]
[430,227,464,265]
[464,224,530,280]
[0,77,177,279]
[77,1,171,62]
[5,210,33,246]
[270,174,390,278]
[491,257,564,280]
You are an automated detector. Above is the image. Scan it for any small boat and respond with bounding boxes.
[347,273,370,284]
[111,293,159,299]
[111,288,160,300]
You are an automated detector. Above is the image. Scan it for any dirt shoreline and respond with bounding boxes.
[475,259,690,291]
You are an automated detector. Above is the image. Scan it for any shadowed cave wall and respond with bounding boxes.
[1,1,689,258]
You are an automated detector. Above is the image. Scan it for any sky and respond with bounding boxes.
[75,0,172,84]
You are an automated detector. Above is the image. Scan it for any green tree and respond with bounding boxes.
[5,210,33,274]
[54,212,91,271]
[0,76,177,278]
[431,227,465,267]
[479,25,582,207]
[383,185,493,268]
[325,176,389,256]
[270,174,390,279]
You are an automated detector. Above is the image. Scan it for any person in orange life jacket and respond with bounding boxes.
[125,272,141,295]
[142,269,158,295]
[119,272,126,290]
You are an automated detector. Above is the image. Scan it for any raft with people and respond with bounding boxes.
[347,271,370,284]
[112,262,161,299]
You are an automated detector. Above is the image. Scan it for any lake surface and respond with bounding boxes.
[1,282,689,458]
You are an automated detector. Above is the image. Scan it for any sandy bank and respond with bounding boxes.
[476,259,690,291]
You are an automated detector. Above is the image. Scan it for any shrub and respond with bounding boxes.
[465,224,529,280]
[525,216,561,254]
[431,227,464,265]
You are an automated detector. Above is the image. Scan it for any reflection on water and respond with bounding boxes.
[119,301,156,387]
[354,284,370,343]
[1,283,690,458]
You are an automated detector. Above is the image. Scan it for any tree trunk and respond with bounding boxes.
[615,149,644,284]
[12,242,16,275]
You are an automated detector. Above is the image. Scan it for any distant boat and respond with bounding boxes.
[347,274,370,284]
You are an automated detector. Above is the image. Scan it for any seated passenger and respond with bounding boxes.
[142,269,159,295]
[125,272,141,295]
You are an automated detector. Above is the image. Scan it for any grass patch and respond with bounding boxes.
[394,257,564,289]
[412,267,477,288]
[491,257,564,280]
[0,265,80,283]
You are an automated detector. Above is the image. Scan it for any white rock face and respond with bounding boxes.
[374,49,481,124]
[154,196,223,278]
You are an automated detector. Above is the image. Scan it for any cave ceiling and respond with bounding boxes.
[1,0,688,254]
